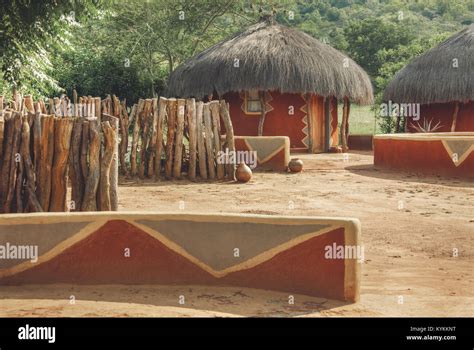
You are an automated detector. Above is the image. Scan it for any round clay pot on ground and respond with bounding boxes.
[288,158,304,172]
[235,162,252,183]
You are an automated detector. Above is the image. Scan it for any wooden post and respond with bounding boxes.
[219,100,236,180]
[107,116,119,211]
[23,95,35,113]
[20,120,42,212]
[155,97,167,180]
[196,101,207,180]
[258,91,267,136]
[148,98,159,178]
[341,97,350,152]
[0,95,3,113]
[173,99,186,178]
[139,99,152,178]
[82,120,100,211]
[210,101,224,180]
[98,121,116,211]
[94,97,101,121]
[0,113,4,169]
[70,119,84,211]
[1,114,22,213]
[451,102,460,132]
[203,103,216,179]
[186,98,197,181]
[131,99,144,177]
[118,100,130,177]
[305,94,314,153]
[80,120,89,182]
[50,118,74,212]
[165,98,177,179]
[36,115,55,211]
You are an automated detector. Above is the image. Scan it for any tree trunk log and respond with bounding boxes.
[155,97,167,180]
[210,101,224,180]
[3,115,22,212]
[82,120,100,211]
[341,97,350,152]
[50,118,74,212]
[98,121,116,211]
[139,99,152,179]
[21,120,42,212]
[196,101,207,180]
[173,99,186,178]
[131,99,144,177]
[219,101,236,180]
[258,91,267,136]
[451,102,460,132]
[186,98,197,181]
[70,119,84,211]
[165,98,177,179]
[203,103,216,179]
[36,115,55,211]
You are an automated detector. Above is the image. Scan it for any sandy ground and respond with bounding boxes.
[1,152,473,317]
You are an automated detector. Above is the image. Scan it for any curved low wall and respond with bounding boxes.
[374,133,474,178]
[0,212,361,302]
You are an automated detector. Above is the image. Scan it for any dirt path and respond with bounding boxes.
[1,152,472,317]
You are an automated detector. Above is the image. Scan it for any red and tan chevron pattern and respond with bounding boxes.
[374,133,474,178]
[0,212,361,302]
[234,136,290,172]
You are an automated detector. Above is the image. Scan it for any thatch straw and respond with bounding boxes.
[384,24,473,104]
[167,20,373,105]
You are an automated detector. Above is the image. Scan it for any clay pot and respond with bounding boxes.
[235,162,252,183]
[288,158,303,173]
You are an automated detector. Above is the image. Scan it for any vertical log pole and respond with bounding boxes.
[37,115,55,211]
[98,121,116,211]
[196,101,207,180]
[70,119,84,211]
[109,116,119,211]
[341,97,350,152]
[21,120,42,212]
[155,97,167,180]
[258,91,267,136]
[210,101,224,180]
[138,99,151,179]
[131,99,144,177]
[173,99,186,178]
[203,103,216,179]
[0,113,4,169]
[451,102,460,132]
[118,100,130,176]
[305,94,314,153]
[50,118,74,212]
[165,98,177,179]
[186,98,197,181]
[219,100,236,180]
[2,114,22,213]
[82,120,100,211]
[148,98,159,178]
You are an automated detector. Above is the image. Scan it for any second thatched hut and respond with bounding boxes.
[168,18,373,153]
[384,24,473,133]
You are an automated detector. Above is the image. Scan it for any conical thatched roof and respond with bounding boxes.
[384,24,473,104]
[167,20,373,104]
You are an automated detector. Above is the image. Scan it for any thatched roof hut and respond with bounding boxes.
[168,19,373,153]
[168,20,373,105]
[383,25,474,133]
[384,24,473,105]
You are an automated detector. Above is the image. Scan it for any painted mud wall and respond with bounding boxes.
[374,133,474,178]
[407,101,474,132]
[0,212,361,302]
[224,91,338,153]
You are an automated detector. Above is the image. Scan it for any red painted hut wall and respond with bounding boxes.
[407,101,474,132]
[224,91,309,150]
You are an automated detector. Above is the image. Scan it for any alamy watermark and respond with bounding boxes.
[0,243,38,263]
[380,101,420,121]
[217,148,257,169]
